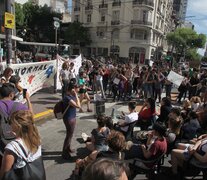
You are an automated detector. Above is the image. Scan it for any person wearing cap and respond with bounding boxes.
[125,122,167,164]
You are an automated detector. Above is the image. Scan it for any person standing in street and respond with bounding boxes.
[59,61,70,99]
[62,83,80,159]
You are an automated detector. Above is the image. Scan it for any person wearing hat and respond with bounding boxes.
[125,122,167,164]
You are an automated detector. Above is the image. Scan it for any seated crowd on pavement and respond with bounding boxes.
[0,59,207,180]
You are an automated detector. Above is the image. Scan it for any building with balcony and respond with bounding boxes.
[173,0,188,20]
[72,0,174,63]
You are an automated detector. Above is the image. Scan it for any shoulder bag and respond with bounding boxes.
[3,141,46,180]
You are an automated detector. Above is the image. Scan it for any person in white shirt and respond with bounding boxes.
[0,110,44,179]
[116,101,138,133]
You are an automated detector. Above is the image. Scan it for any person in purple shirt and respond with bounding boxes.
[0,83,33,115]
[0,83,33,153]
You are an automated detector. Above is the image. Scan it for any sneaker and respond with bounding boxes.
[81,133,89,142]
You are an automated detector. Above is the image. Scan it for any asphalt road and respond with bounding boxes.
[37,101,174,180]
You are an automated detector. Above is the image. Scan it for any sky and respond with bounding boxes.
[187,0,207,55]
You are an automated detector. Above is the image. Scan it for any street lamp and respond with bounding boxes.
[53,17,60,93]
[53,17,60,54]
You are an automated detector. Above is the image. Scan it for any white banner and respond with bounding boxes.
[167,70,184,87]
[10,60,56,95]
[56,54,82,90]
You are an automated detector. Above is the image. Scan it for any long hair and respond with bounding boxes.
[147,97,155,113]
[10,110,41,153]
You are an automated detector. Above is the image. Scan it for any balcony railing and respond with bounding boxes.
[132,0,154,7]
[111,20,120,25]
[74,7,80,11]
[85,5,93,11]
[99,4,108,9]
[112,1,121,6]
[131,20,152,26]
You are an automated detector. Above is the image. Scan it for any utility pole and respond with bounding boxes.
[5,0,12,65]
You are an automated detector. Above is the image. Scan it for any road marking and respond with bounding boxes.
[34,109,53,120]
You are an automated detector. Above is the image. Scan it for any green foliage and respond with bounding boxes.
[185,49,202,61]
[167,28,207,62]
[15,3,25,28]
[201,56,207,62]
[15,1,62,42]
[64,22,91,46]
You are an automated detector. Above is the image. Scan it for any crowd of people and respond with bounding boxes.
[0,58,207,180]
[58,59,207,180]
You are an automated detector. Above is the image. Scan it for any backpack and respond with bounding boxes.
[0,101,19,151]
[54,100,70,120]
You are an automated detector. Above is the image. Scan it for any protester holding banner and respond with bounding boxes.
[59,61,70,99]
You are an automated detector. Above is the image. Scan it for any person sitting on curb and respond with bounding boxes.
[84,115,110,152]
[74,131,126,176]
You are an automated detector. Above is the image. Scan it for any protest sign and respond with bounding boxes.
[10,60,56,95]
[167,70,184,87]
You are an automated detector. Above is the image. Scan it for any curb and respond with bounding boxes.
[34,109,54,123]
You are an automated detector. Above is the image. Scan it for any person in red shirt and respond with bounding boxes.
[138,98,156,130]
[125,121,167,163]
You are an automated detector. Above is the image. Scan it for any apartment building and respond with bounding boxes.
[72,0,174,62]
[173,0,188,20]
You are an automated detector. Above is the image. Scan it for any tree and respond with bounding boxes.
[185,49,202,61]
[15,3,25,29]
[166,28,206,62]
[15,1,62,42]
[64,22,91,46]
[201,56,207,62]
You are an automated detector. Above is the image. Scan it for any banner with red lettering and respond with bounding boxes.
[10,60,56,95]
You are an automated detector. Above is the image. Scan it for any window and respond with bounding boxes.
[133,10,139,20]
[112,10,120,21]
[101,14,105,22]
[87,14,91,22]
[131,29,147,40]
[142,10,147,22]
[112,29,119,39]
[74,15,79,22]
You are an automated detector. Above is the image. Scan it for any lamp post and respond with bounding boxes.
[5,0,12,65]
[53,17,60,93]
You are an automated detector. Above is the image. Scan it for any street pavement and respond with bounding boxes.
[30,87,178,180]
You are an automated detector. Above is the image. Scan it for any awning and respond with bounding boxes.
[0,34,23,42]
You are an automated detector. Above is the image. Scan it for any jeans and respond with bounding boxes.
[165,84,172,98]
[62,118,76,152]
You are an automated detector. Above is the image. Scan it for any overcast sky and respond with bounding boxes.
[187,0,207,55]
